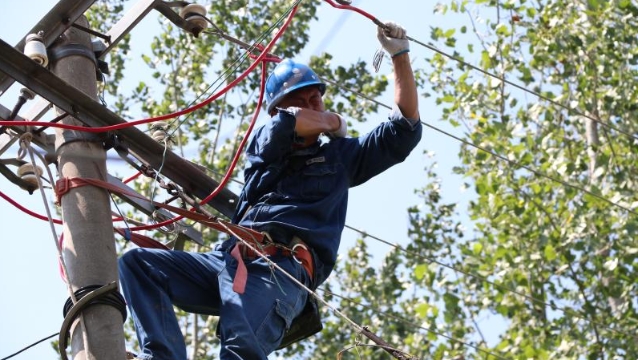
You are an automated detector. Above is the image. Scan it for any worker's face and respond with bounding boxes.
[277,86,325,112]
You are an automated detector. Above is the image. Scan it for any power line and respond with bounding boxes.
[322,73,638,218]
[344,224,631,341]
[322,289,509,360]
[327,0,638,144]
[0,332,58,360]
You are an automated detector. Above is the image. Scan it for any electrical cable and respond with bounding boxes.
[322,288,509,360]
[110,3,301,235]
[322,0,638,143]
[58,282,123,360]
[0,189,62,223]
[343,224,630,341]
[0,332,59,360]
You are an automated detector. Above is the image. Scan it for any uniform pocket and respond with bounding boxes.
[278,163,338,200]
[256,299,295,353]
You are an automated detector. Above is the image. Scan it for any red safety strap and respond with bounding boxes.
[230,245,249,293]
[55,176,266,293]
[114,228,170,250]
[55,177,263,238]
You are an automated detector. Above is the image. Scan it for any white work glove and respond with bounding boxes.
[327,113,347,138]
[376,21,409,58]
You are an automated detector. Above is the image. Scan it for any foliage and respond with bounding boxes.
[419,0,638,358]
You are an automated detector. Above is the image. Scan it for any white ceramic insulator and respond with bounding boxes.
[17,163,43,189]
[179,4,207,19]
[152,129,167,142]
[24,34,48,67]
[20,175,40,188]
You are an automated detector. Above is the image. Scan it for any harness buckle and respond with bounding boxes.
[291,243,308,264]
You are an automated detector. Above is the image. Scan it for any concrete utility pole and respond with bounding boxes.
[50,16,126,359]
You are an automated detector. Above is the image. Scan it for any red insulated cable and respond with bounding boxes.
[0,7,299,134]
[122,171,142,184]
[201,60,267,204]
[0,189,63,224]
[323,0,384,27]
[124,5,300,233]
[125,59,267,233]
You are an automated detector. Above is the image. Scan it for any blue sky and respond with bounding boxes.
[0,1,482,359]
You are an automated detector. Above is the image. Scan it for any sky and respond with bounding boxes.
[0,1,479,359]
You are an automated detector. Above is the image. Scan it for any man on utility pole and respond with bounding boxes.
[50,16,127,359]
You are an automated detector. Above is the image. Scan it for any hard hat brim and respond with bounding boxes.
[266,81,326,114]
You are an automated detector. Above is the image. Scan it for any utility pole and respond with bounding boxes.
[50,16,126,360]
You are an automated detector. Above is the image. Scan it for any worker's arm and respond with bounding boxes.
[282,107,346,139]
[377,21,420,123]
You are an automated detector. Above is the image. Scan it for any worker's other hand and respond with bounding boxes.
[377,21,409,57]
[327,113,347,138]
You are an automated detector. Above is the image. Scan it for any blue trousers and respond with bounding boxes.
[118,247,310,360]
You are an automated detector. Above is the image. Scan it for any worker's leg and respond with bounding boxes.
[119,248,226,360]
[217,252,310,360]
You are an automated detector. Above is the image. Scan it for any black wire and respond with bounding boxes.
[31,112,69,135]
[62,285,127,322]
[323,74,638,218]
[343,224,629,340]
[405,35,638,143]
[0,332,59,360]
[322,289,510,360]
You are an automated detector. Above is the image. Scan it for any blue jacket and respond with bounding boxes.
[229,107,422,286]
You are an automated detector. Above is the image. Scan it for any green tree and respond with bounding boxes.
[410,0,638,359]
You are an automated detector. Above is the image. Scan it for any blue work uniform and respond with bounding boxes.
[229,106,422,285]
[118,107,422,360]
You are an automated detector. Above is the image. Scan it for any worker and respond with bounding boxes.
[119,20,422,360]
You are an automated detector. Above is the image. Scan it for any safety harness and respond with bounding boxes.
[56,176,323,347]
[55,176,313,294]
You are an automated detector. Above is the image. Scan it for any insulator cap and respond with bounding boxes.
[24,33,48,67]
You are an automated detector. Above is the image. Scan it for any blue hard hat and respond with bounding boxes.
[265,59,326,114]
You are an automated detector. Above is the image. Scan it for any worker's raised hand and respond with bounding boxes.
[376,21,409,58]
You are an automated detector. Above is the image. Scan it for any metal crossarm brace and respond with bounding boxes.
[0,38,238,218]
[107,174,204,245]
[0,102,53,156]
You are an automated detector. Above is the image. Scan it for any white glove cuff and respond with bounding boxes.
[392,49,409,58]
[277,106,302,117]
[329,113,347,138]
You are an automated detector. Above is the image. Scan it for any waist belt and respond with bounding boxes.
[230,234,314,294]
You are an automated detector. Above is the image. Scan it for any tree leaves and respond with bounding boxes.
[420,0,638,358]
